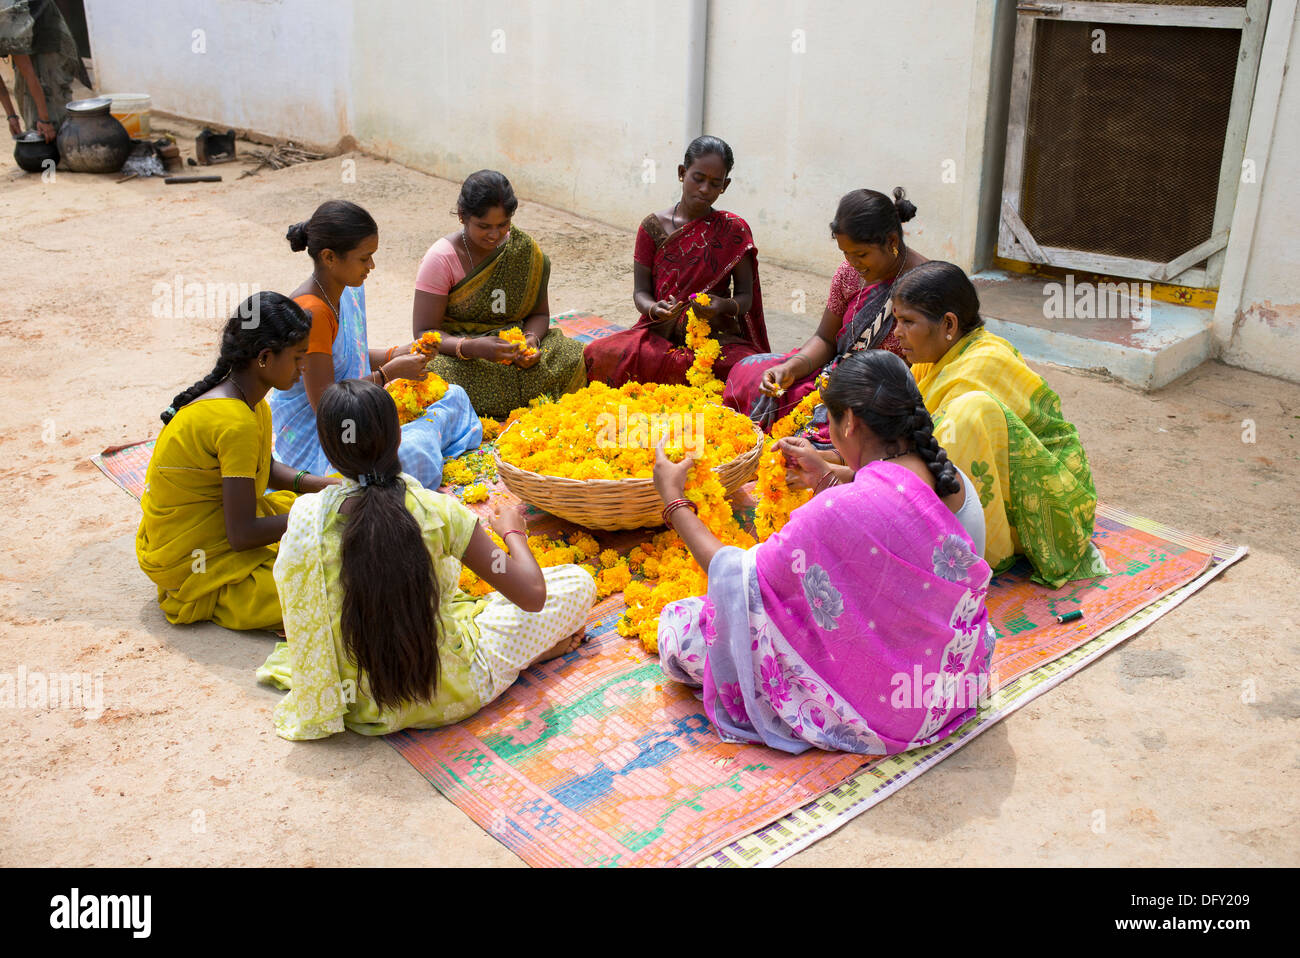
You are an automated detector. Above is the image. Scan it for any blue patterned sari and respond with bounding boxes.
[269,285,481,486]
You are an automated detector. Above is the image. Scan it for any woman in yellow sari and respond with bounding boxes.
[412,170,586,417]
[136,293,340,630]
[892,262,1107,588]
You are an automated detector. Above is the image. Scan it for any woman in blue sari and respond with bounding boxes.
[270,201,481,486]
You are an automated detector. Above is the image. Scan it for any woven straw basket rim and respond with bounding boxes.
[491,404,764,530]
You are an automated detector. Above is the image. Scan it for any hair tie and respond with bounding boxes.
[165,406,177,417]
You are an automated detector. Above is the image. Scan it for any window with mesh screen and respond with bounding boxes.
[1019,13,1243,265]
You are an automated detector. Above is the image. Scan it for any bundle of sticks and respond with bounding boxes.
[239,143,327,178]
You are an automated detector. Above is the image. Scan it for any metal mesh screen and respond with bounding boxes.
[1019,17,1241,265]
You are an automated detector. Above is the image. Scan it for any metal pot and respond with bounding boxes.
[56,97,131,173]
[13,131,59,173]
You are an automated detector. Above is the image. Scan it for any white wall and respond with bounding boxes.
[702,0,1001,274]
[84,0,353,149]
[1218,7,1300,381]
[349,0,697,234]
[79,0,1300,382]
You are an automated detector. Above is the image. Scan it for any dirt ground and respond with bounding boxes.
[1,118,1297,867]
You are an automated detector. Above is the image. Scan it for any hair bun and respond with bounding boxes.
[286,221,310,252]
[892,187,918,224]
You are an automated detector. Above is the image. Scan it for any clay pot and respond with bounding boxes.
[13,131,59,173]
[56,97,131,173]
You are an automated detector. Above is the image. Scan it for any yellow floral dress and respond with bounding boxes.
[256,475,595,740]
[135,398,295,630]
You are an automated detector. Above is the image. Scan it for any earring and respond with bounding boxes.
[260,359,266,367]
[946,335,952,341]
[892,246,899,256]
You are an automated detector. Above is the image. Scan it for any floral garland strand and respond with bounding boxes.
[683,293,723,398]
[498,327,538,364]
[753,446,813,539]
[387,332,448,425]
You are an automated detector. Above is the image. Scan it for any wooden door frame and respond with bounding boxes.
[997,0,1269,289]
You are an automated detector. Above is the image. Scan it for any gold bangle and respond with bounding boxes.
[456,338,468,360]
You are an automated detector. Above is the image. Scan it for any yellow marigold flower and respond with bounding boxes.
[442,458,476,486]
[497,327,538,365]
[412,331,442,356]
[598,548,621,570]
[387,373,450,426]
[461,483,489,504]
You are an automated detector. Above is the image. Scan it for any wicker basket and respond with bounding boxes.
[493,415,764,530]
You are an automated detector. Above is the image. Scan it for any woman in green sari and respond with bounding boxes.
[412,170,586,417]
[893,262,1108,588]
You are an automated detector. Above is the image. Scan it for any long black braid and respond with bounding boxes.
[821,350,961,496]
[161,291,311,425]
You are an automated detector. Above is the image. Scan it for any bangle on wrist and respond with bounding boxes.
[456,338,469,360]
[502,529,528,540]
[661,497,698,528]
[293,469,309,493]
[385,345,397,363]
[814,471,839,494]
[375,366,388,386]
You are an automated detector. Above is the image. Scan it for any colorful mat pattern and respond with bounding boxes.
[386,507,1243,867]
[94,312,1244,866]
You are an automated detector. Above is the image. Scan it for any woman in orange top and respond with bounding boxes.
[269,201,482,486]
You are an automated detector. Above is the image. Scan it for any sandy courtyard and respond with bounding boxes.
[1,123,1298,867]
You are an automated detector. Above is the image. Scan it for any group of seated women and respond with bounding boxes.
[134,134,1104,753]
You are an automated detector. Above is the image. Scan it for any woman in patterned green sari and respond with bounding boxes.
[893,262,1107,588]
[412,170,586,417]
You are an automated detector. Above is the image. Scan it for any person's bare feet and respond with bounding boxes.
[532,628,586,665]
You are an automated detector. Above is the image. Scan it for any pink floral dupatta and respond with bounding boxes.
[659,461,995,755]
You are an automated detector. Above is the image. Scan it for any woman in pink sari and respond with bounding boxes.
[584,136,769,387]
[724,188,926,442]
[654,350,994,755]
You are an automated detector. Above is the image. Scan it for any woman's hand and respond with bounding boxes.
[653,441,693,503]
[760,361,797,397]
[488,501,528,540]
[382,351,430,383]
[515,333,542,369]
[472,336,523,364]
[650,296,687,324]
[36,119,56,143]
[773,437,831,491]
[7,115,22,138]
[690,295,730,322]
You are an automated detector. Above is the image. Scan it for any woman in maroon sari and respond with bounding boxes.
[724,188,927,440]
[584,136,769,387]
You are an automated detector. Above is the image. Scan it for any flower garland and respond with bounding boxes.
[454,379,831,654]
[615,458,755,652]
[387,374,450,426]
[498,327,538,365]
[413,331,441,356]
[683,293,723,398]
[769,387,821,440]
[386,332,448,425]
[753,446,813,539]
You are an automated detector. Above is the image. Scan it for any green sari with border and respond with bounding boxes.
[428,228,586,417]
[911,327,1109,588]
